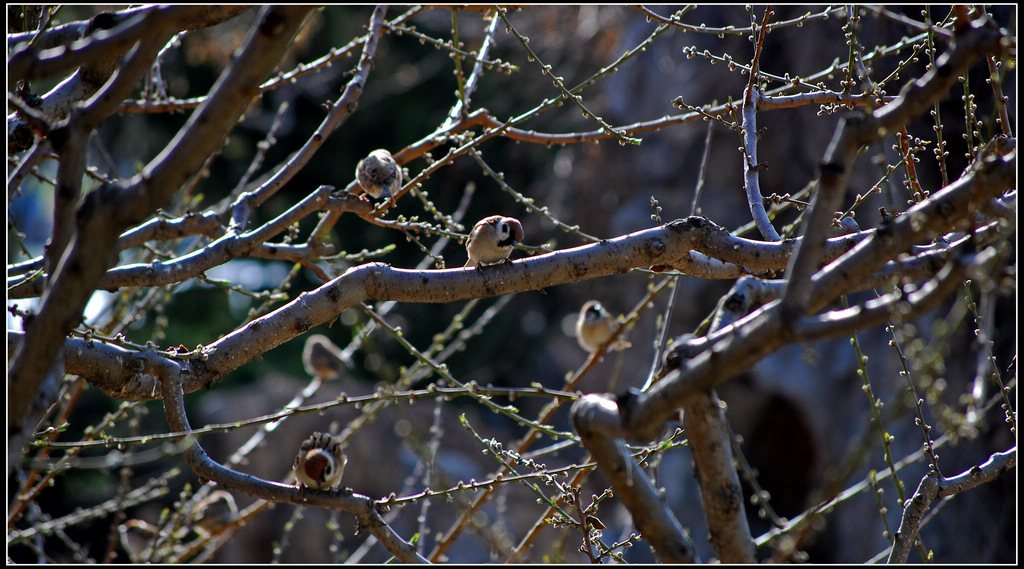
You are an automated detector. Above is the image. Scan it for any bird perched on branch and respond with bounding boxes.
[119,519,158,563]
[355,148,401,200]
[302,334,351,378]
[293,432,347,491]
[576,300,632,353]
[464,215,524,267]
[189,489,238,537]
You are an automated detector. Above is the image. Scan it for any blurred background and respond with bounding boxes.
[8,5,1016,563]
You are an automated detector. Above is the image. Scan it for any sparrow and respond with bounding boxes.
[293,432,347,491]
[302,334,351,379]
[119,519,158,563]
[576,300,632,353]
[464,215,524,267]
[355,148,402,200]
[188,489,238,537]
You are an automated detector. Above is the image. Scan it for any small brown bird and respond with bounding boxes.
[189,489,238,538]
[464,215,524,267]
[293,432,347,491]
[119,519,158,563]
[355,149,402,200]
[576,300,632,353]
[302,334,351,379]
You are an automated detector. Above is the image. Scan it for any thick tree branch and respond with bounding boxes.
[572,395,698,563]
[682,392,756,563]
[7,213,862,299]
[780,15,1004,319]
[809,151,1015,312]
[7,6,252,137]
[8,6,313,462]
[634,226,1006,442]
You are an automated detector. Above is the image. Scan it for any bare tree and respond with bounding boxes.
[7,5,1016,563]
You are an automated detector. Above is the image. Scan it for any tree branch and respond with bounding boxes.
[572,395,698,563]
[156,355,430,563]
[887,447,1016,563]
[7,5,314,464]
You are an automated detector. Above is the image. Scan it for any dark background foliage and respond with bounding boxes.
[8,5,1016,563]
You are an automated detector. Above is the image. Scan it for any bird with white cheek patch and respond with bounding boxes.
[355,149,402,200]
[576,300,632,353]
[464,215,524,267]
[293,432,347,491]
